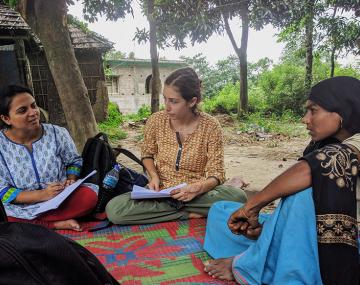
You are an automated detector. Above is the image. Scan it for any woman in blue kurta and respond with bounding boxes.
[0,85,98,231]
[204,76,360,284]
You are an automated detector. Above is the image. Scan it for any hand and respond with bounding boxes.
[40,182,64,201]
[227,206,262,240]
[64,179,76,187]
[170,182,202,202]
[148,176,161,191]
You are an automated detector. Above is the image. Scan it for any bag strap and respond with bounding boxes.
[113,147,146,173]
[0,200,8,222]
[94,132,108,142]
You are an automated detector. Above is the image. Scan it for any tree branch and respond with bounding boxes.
[222,10,240,57]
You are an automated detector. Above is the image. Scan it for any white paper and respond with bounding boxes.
[31,170,97,215]
[131,183,187,199]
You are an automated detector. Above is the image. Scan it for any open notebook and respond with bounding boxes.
[29,170,97,216]
[131,183,187,199]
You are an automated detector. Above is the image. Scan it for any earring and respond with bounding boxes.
[340,118,343,129]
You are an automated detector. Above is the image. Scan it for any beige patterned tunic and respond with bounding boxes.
[343,133,360,221]
[141,111,225,189]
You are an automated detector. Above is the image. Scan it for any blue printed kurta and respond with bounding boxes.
[0,124,83,219]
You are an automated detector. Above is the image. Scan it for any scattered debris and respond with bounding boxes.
[224,176,250,189]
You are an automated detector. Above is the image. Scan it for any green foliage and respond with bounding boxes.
[123,105,151,122]
[202,83,239,113]
[3,0,17,7]
[237,112,306,137]
[204,54,360,118]
[104,50,126,60]
[67,14,90,32]
[181,54,273,101]
[98,102,127,141]
[80,0,133,22]
[256,63,306,115]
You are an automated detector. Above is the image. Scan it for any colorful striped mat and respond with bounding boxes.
[58,219,236,285]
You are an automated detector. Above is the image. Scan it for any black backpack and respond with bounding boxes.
[81,133,116,187]
[81,133,148,213]
[0,202,119,285]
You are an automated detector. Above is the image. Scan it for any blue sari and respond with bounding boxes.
[204,188,323,285]
[204,142,359,284]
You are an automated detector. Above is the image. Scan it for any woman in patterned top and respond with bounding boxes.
[106,67,247,225]
[0,85,98,231]
[204,76,360,284]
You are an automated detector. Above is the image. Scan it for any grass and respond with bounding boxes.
[236,112,307,137]
[98,101,307,146]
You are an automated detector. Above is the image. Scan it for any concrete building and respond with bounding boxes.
[106,59,186,114]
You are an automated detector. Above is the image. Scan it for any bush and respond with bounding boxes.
[98,102,127,141]
[123,105,151,122]
[202,82,239,114]
[256,63,306,116]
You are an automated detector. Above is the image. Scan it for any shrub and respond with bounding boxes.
[202,82,239,114]
[98,102,127,141]
[123,105,151,122]
[256,63,306,116]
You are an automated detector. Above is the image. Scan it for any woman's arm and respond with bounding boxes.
[141,114,161,190]
[170,177,219,202]
[54,125,82,181]
[245,160,311,215]
[228,160,312,236]
[13,182,65,204]
[142,158,161,191]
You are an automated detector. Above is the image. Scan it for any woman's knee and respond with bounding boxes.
[105,193,131,224]
[215,185,248,203]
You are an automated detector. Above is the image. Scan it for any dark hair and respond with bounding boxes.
[0,85,33,116]
[165,67,202,113]
[0,85,33,129]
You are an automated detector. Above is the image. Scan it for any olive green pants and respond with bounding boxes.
[105,185,247,225]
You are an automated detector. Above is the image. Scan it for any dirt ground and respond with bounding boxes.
[117,115,309,194]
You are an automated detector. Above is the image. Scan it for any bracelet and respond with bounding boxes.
[240,208,250,219]
[241,208,259,221]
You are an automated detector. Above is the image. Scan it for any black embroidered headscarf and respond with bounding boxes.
[308,76,360,135]
[303,76,360,155]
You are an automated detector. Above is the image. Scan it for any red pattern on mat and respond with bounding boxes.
[59,218,237,285]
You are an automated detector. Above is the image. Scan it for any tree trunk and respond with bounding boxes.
[147,0,161,114]
[330,6,337,78]
[222,5,249,116]
[239,7,249,115]
[18,0,98,151]
[330,46,336,77]
[304,0,314,93]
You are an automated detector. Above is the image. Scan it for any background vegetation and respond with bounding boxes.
[102,47,359,141]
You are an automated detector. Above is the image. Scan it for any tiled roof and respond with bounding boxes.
[0,4,30,31]
[0,4,112,51]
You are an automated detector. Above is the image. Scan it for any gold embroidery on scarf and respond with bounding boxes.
[317,214,358,248]
[315,145,357,190]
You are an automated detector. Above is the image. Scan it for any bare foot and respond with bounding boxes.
[204,258,235,281]
[188,212,205,219]
[53,219,82,231]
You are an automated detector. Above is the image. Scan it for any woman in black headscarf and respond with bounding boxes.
[203,76,360,284]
